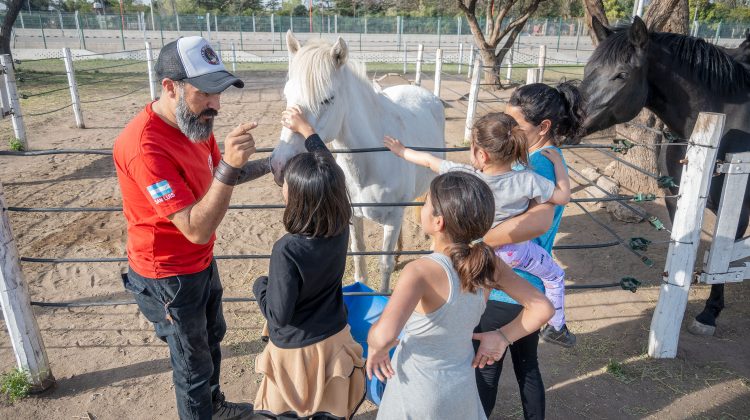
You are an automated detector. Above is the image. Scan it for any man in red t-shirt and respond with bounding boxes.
[114,36,269,420]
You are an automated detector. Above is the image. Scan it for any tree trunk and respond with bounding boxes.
[457,0,540,88]
[611,0,689,195]
[0,0,24,60]
[582,0,609,45]
[644,0,689,34]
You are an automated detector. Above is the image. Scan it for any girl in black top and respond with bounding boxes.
[252,106,365,420]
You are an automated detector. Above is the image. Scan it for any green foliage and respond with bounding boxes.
[0,368,31,404]
[603,0,634,23]
[9,138,24,151]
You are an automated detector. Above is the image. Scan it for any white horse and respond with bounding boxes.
[270,31,445,291]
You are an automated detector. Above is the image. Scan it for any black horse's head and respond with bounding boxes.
[581,17,651,135]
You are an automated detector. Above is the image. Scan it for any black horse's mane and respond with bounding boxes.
[591,24,750,94]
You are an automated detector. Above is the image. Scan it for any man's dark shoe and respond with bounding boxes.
[212,392,254,420]
[540,324,577,348]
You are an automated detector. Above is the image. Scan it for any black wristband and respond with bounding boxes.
[214,160,242,186]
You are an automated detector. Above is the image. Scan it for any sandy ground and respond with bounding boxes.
[0,70,748,419]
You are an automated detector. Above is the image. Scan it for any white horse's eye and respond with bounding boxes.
[321,95,335,106]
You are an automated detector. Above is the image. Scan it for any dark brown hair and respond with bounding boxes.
[429,172,497,293]
[283,152,351,237]
[508,81,587,145]
[472,112,529,166]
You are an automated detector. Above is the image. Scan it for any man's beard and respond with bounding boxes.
[175,89,218,143]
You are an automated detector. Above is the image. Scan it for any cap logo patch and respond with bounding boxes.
[201,45,220,65]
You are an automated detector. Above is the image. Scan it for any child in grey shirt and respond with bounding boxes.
[385,112,572,344]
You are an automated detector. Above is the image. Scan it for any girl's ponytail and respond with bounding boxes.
[448,239,497,294]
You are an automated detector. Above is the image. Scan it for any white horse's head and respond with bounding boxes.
[270,31,350,186]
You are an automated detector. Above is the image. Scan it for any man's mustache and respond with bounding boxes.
[200,109,218,118]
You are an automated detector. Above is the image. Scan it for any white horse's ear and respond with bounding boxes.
[286,30,300,55]
[331,37,348,68]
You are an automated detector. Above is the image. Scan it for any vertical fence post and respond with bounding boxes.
[556,16,562,51]
[1,55,27,149]
[39,15,47,49]
[214,14,218,33]
[19,12,24,29]
[271,13,275,37]
[538,45,546,82]
[437,16,442,49]
[415,43,424,86]
[575,18,582,55]
[141,11,147,43]
[0,181,55,391]
[457,15,461,41]
[158,14,164,47]
[506,48,514,82]
[464,58,481,143]
[403,42,407,75]
[327,15,330,33]
[648,112,725,358]
[62,48,85,129]
[364,16,368,34]
[335,14,338,34]
[206,13,211,41]
[714,21,722,44]
[57,10,65,36]
[290,15,293,33]
[239,16,243,50]
[231,43,237,72]
[397,16,402,52]
[252,14,256,33]
[74,11,81,49]
[176,12,181,34]
[526,68,540,84]
[433,48,443,98]
[146,41,158,101]
[458,43,463,74]
[467,44,475,78]
[119,13,126,51]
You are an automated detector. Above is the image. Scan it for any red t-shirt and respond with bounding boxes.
[113,103,222,278]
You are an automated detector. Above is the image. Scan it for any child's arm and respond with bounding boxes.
[282,106,333,158]
[472,259,554,368]
[540,149,571,205]
[366,262,426,381]
[483,201,555,247]
[252,245,300,327]
[384,136,444,173]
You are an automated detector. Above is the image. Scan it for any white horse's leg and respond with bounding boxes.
[350,215,368,284]
[379,215,404,293]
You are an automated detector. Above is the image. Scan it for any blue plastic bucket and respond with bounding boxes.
[342,281,394,406]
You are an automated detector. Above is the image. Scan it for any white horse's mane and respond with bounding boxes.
[288,38,369,116]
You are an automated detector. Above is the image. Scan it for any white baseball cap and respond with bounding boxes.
[155,36,244,94]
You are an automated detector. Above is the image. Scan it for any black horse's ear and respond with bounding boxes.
[591,15,612,42]
[629,16,649,49]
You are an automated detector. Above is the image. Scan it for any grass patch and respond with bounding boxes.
[8,138,23,151]
[0,368,32,404]
[606,359,637,384]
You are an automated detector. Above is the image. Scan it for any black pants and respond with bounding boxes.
[474,300,545,419]
[123,260,227,420]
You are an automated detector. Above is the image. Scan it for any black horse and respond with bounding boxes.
[720,29,750,68]
[580,16,750,335]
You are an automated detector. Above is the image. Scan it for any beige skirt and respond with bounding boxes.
[254,325,366,419]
